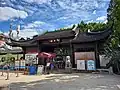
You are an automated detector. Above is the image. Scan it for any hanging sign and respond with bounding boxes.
[87,60,96,70]
[77,60,85,70]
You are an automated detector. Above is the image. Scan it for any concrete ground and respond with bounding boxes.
[0,72,57,88]
[1,73,119,90]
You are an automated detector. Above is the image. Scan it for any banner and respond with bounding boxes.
[25,53,38,64]
[87,60,96,70]
[77,60,85,70]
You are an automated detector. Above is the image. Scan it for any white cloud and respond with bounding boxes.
[24,21,55,31]
[96,16,107,21]
[57,17,70,20]
[24,0,52,4]
[86,20,94,24]
[24,21,45,29]
[4,21,55,39]
[1,2,6,5]
[0,7,28,21]
[103,20,108,24]
[93,10,96,14]
[57,0,104,11]
[19,29,38,38]
[4,29,38,39]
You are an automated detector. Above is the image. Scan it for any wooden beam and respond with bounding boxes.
[38,41,41,53]
[95,42,100,69]
[22,47,26,59]
[70,42,75,68]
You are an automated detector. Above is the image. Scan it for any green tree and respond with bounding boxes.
[78,21,87,32]
[104,0,120,74]
[107,0,120,48]
[77,21,106,32]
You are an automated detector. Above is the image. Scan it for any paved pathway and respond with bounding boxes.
[0,72,57,89]
[9,73,120,90]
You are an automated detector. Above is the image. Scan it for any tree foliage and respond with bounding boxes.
[0,54,15,66]
[44,21,106,34]
[107,0,120,48]
[105,0,120,53]
[50,21,106,33]
[104,0,120,74]
[77,21,106,32]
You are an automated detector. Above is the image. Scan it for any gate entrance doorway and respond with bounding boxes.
[54,56,65,69]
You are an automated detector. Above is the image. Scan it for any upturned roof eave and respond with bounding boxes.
[71,24,113,44]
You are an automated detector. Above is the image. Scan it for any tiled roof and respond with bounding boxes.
[37,30,75,40]
[71,26,112,43]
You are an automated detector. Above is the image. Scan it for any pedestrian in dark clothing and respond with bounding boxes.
[43,58,47,74]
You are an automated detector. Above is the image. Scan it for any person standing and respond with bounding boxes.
[43,58,47,74]
[50,59,54,73]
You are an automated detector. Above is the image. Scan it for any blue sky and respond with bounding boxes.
[0,0,110,38]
